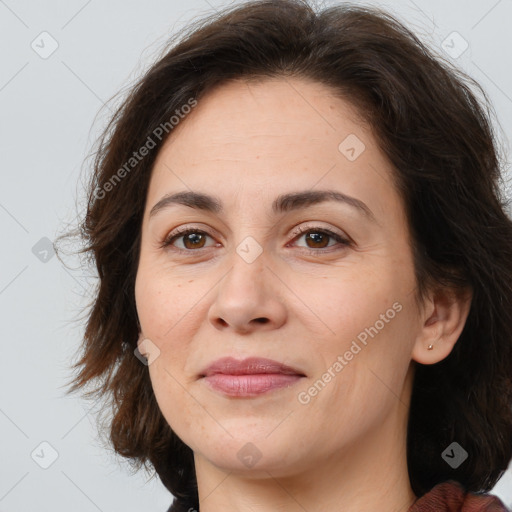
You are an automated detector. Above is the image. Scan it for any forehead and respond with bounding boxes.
[146,77,399,222]
[156,77,366,162]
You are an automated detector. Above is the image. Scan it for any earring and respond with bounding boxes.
[427,344,434,350]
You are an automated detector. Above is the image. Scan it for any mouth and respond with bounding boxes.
[199,357,306,397]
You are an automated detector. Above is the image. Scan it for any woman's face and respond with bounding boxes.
[135,77,424,477]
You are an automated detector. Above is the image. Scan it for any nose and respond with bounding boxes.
[207,252,287,334]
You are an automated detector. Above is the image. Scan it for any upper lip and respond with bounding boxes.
[200,357,305,377]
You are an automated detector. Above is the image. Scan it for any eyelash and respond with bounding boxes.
[160,225,352,255]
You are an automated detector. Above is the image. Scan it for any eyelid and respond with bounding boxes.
[161,222,352,253]
[288,222,350,242]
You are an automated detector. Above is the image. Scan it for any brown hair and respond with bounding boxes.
[58,1,512,510]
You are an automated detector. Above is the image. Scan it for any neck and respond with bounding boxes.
[194,369,417,512]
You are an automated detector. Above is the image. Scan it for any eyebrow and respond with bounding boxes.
[149,189,376,222]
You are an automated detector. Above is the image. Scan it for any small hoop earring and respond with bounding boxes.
[427,344,434,350]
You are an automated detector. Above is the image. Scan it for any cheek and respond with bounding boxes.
[135,265,209,400]
[135,264,197,341]
[311,266,416,398]
[318,271,398,339]
[148,363,199,446]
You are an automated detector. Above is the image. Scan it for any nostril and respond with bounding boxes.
[254,318,269,324]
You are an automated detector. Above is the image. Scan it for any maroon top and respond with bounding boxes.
[408,480,510,512]
[168,479,510,511]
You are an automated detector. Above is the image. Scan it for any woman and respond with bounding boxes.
[61,0,512,510]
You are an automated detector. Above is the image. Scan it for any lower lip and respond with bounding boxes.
[203,373,302,397]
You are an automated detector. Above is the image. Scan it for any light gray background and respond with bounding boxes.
[1,0,511,510]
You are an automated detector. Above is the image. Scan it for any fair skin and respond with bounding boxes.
[134,77,472,512]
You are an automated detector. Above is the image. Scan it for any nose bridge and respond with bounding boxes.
[220,238,268,305]
[208,235,287,332]
[221,202,270,289]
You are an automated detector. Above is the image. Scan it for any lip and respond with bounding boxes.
[200,357,306,397]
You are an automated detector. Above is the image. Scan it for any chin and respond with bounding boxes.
[188,423,312,476]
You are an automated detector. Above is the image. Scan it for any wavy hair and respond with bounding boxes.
[58,1,512,510]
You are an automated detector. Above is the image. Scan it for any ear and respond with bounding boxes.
[411,286,472,365]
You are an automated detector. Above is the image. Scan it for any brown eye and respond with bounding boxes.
[162,229,214,250]
[291,226,351,252]
[303,231,331,249]
[182,232,207,249]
